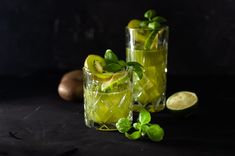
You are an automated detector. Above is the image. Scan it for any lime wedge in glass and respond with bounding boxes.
[166,91,198,117]
[128,19,141,29]
[95,72,113,79]
[128,19,147,43]
[101,71,128,92]
[144,30,158,50]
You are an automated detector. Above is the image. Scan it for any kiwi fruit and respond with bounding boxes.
[84,54,106,73]
[58,69,83,101]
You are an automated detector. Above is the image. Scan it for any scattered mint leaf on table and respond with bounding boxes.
[147,124,164,142]
[138,109,151,124]
[116,109,164,142]
[115,118,132,133]
[125,131,141,140]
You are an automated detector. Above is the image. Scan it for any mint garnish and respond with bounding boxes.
[138,9,167,50]
[116,109,164,142]
[103,49,143,79]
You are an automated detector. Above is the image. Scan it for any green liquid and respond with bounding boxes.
[84,88,132,131]
[126,48,167,112]
[84,70,132,131]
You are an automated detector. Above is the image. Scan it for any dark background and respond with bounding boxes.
[0,0,234,76]
[1,1,235,155]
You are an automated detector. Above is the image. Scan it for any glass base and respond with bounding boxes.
[84,112,133,131]
[85,119,117,131]
[133,95,166,113]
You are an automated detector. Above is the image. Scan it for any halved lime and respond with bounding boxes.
[101,71,128,92]
[84,55,106,73]
[166,91,198,117]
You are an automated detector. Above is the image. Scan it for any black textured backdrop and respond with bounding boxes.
[0,0,235,76]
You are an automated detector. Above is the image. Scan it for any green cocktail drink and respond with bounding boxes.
[84,87,132,124]
[83,49,142,131]
[126,10,169,112]
[84,68,132,131]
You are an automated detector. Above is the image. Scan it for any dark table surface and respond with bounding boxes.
[0,71,235,156]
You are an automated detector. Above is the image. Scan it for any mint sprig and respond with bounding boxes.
[142,9,167,30]
[139,9,167,50]
[116,109,164,142]
[103,49,143,79]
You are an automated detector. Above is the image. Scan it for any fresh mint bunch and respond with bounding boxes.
[138,9,167,50]
[103,49,143,79]
[116,109,164,142]
[141,9,167,30]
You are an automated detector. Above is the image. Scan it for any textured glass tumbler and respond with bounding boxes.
[83,67,133,131]
[126,26,169,112]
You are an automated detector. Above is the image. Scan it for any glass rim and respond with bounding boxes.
[83,66,131,74]
[126,25,169,31]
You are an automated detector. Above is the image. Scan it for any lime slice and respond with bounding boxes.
[144,30,158,50]
[84,55,106,73]
[101,71,128,92]
[128,19,147,43]
[128,19,141,28]
[166,91,198,117]
[95,72,113,79]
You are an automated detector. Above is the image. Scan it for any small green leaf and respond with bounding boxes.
[133,122,141,130]
[148,21,161,30]
[127,62,143,68]
[141,124,149,136]
[104,63,122,72]
[152,16,167,23]
[118,60,127,67]
[127,62,143,79]
[104,49,119,63]
[116,118,132,133]
[133,65,143,80]
[125,131,141,140]
[144,9,157,20]
[147,124,164,142]
[138,109,151,125]
[139,20,149,28]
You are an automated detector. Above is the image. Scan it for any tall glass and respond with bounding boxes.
[126,26,169,112]
[83,67,133,131]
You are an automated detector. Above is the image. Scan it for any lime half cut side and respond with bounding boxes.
[166,91,198,117]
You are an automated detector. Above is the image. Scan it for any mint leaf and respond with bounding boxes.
[152,16,167,24]
[133,65,143,80]
[144,9,156,20]
[148,21,161,30]
[138,109,151,125]
[118,60,127,67]
[141,124,149,135]
[127,62,143,68]
[127,62,143,79]
[117,109,164,142]
[139,20,149,28]
[104,49,118,63]
[146,124,164,142]
[133,122,141,130]
[116,118,132,133]
[104,63,122,72]
[125,131,141,140]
